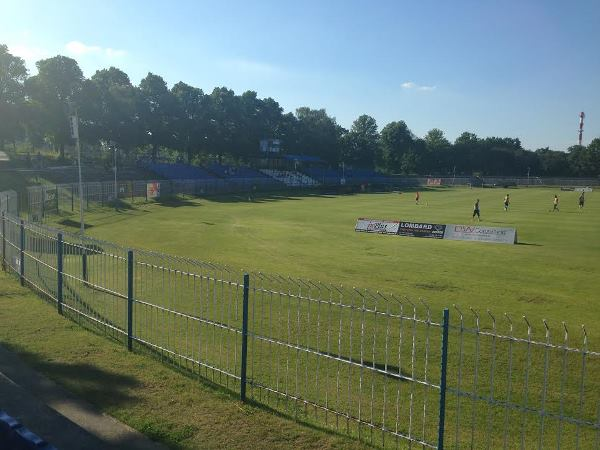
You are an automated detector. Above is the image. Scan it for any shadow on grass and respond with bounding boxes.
[2,345,140,411]
[58,219,95,230]
[517,242,542,246]
[154,197,201,208]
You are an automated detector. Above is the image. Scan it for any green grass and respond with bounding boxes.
[0,270,366,450]
[9,186,600,448]
[54,187,600,332]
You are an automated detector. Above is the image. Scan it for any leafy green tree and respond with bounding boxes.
[535,147,570,176]
[138,73,177,161]
[25,55,84,158]
[380,120,414,173]
[424,128,451,173]
[0,45,28,150]
[295,107,344,164]
[341,115,379,168]
[568,141,600,177]
[171,81,209,162]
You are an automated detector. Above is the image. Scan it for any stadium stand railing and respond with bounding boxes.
[1,199,599,449]
[207,163,271,180]
[260,169,320,187]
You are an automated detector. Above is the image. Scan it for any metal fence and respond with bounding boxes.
[1,213,599,449]
[0,190,18,216]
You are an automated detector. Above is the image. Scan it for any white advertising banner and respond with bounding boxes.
[574,187,593,192]
[443,224,517,245]
[355,218,400,235]
[147,182,161,199]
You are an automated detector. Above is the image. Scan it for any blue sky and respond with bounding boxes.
[1,0,599,151]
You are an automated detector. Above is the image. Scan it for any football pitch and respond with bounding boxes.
[53,186,600,334]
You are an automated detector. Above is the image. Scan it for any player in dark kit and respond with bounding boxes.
[472,199,481,221]
[579,192,585,209]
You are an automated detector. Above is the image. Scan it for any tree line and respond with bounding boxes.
[1,44,599,177]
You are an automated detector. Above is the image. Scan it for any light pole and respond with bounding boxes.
[527,166,530,186]
[452,165,456,186]
[69,110,85,235]
[113,144,118,205]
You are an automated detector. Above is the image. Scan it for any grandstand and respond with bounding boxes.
[260,169,319,187]
[302,168,343,185]
[207,163,271,180]
[144,162,218,180]
[302,167,390,185]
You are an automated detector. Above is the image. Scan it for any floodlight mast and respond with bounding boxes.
[69,109,85,235]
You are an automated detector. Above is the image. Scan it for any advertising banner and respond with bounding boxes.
[443,224,517,245]
[355,218,400,235]
[427,178,442,186]
[147,182,161,199]
[574,187,593,192]
[398,222,446,239]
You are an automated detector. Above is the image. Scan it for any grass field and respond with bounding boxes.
[8,185,600,448]
[0,271,366,450]
[51,186,600,334]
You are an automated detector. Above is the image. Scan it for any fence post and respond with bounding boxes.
[71,184,74,212]
[57,233,63,314]
[1,213,5,272]
[82,252,88,284]
[19,220,25,286]
[437,308,450,450]
[240,273,250,401]
[127,249,134,351]
[56,185,59,214]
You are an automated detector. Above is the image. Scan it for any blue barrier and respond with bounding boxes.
[0,410,58,450]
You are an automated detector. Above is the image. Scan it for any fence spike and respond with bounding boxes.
[470,307,480,329]
[504,312,513,332]
[487,309,496,330]
[543,319,550,338]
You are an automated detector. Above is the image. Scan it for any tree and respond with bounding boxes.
[380,121,414,173]
[535,147,570,176]
[171,81,209,162]
[0,45,28,150]
[295,107,344,164]
[424,128,451,174]
[568,140,600,177]
[424,128,450,150]
[24,55,84,158]
[138,73,177,161]
[341,115,379,168]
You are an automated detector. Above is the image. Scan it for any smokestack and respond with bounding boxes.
[578,112,585,146]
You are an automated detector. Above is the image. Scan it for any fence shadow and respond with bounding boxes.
[2,346,140,411]
[58,219,95,230]
[154,197,201,208]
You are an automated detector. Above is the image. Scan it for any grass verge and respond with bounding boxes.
[0,270,367,450]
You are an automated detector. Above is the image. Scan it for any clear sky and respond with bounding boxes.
[1,0,599,151]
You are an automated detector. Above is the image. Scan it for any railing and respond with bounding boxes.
[1,213,598,449]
